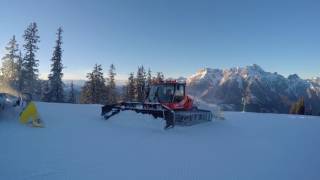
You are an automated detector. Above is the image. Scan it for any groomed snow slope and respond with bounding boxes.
[1,102,320,180]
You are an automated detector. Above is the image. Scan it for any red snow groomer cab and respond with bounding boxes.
[146,80,193,110]
[101,80,212,129]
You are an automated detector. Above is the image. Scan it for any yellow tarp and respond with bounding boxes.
[19,102,43,127]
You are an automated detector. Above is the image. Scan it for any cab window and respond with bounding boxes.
[173,84,185,102]
[158,85,175,103]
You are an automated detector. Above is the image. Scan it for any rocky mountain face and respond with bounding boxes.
[187,64,320,115]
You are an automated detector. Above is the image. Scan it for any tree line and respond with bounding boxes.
[0,23,74,103]
[0,22,165,105]
[79,64,165,104]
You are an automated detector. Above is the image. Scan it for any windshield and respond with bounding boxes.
[147,84,175,103]
[173,84,185,102]
[158,85,174,103]
[147,86,158,102]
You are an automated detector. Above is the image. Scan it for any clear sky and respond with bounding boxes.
[0,0,319,80]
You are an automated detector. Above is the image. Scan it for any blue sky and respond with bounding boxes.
[0,0,319,80]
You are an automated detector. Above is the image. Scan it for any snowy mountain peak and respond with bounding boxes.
[309,77,320,84]
[288,74,300,80]
[187,64,320,114]
[187,68,222,84]
[190,68,212,79]
[246,64,264,72]
[187,64,269,86]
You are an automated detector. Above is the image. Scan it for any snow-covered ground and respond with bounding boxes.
[1,102,320,180]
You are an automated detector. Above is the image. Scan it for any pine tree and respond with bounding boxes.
[146,68,152,94]
[297,97,305,115]
[34,80,43,100]
[120,85,127,101]
[135,66,146,102]
[41,81,51,102]
[155,72,164,82]
[290,97,305,115]
[22,22,40,94]
[80,80,92,104]
[48,27,64,102]
[106,64,117,104]
[1,35,19,88]
[80,64,108,104]
[126,72,135,101]
[68,81,76,103]
[289,103,297,114]
[16,51,24,92]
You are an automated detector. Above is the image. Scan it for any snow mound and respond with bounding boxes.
[1,102,320,180]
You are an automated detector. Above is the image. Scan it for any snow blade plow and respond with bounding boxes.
[101,80,212,129]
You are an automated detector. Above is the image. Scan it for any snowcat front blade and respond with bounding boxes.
[173,109,212,126]
[101,102,175,128]
[101,102,211,128]
[101,104,122,120]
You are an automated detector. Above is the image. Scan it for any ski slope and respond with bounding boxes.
[1,102,320,180]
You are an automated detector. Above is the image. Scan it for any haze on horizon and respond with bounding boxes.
[0,0,319,80]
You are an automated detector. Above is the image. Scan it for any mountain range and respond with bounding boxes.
[187,64,320,115]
